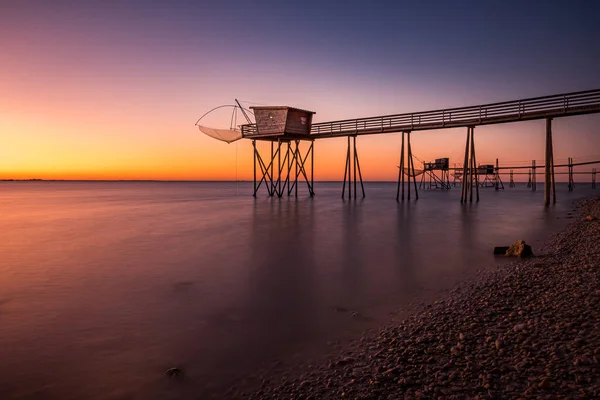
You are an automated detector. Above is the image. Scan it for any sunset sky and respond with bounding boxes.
[1,0,600,181]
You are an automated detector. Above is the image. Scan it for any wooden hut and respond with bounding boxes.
[248,106,315,139]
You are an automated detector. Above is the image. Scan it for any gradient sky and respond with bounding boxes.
[1,0,600,180]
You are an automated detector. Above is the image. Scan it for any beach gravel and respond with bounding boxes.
[239,197,600,399]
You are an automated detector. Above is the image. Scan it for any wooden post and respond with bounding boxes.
[544,118,552,206]
[407,133,412,200]
[532,160,536,191]
[287,142,291,196]
[348,136,352,199]
[354,141,366,198]
[469,129,474,202]
[549,122,556,204]
[353,136,357,199]
[277,139,282,198]
[310,141,314,196]
[270,141,274,195]
[469,127,479,202]
[461,127,471,203]
[252,140,257,197]
[568,157,574,192]
[408,131,419,199]
[294,140,299,198]
[473,129,479,202]
[342,138,349,199]
[396,132,405,202]
[495,158,499,191]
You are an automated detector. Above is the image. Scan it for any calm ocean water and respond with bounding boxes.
[0,181,595,399]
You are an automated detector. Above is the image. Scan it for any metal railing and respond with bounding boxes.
[310,89,600,137]
[241,89,600,139]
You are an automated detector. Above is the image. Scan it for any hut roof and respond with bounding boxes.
[250,106,315,114]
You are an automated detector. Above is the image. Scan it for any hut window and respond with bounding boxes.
[300,117,307,125]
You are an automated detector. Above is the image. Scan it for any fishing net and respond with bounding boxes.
[197,126,242,143]
[195,102,254,144]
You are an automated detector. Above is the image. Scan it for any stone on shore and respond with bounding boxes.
[505,239,533,257]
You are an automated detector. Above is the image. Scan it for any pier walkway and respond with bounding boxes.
[237,89,600,205]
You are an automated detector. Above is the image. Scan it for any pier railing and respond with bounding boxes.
[309,89,600,137]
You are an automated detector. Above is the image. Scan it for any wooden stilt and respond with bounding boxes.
[348,136,352,198]
[252,140,257,197]
[295,141,299,198]
[287,142,292,196]
[270,141,274,195]
[408,131,419,200]
[495,158,499,191]
[342,137,349,199]
[469,129,474,202]
[401,132,405,200]
[548,120,556,204]
[407,133,412,200]
[532,160,536,191]
[461,127,470,203]
[277,139,281,197]
[310,141,314,196]
[352,138,366,198]
[353,136,357,199]
[396,132,405,202]
[472,128,479,202]
[544,118,551,206]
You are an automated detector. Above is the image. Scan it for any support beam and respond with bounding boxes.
[549,121,556,203]
[396,132,405,202]
[406,131,418,200]
[470,127,479,202]
[532,160,537,191]
[342,135,365,199]
[311,140,314,195]
[354,136,366,198]
[544,118,553,206]
[353,136,357,198]
[568,157,575,192]
[252,140,257,197]
[461,127,471,203]
[253,140,314,197]
[342,136,350,199]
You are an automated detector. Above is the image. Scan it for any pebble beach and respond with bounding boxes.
[242,197,600,399]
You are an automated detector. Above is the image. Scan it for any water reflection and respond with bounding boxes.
[0,181,591,399]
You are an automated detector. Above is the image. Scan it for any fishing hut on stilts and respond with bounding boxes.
[419,158,451,190]
[196,89,600,205]
[244,106,317,198]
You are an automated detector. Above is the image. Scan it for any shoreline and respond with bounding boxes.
[238,196,600,399]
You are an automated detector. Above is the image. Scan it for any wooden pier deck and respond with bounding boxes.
[309,89,600,138]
